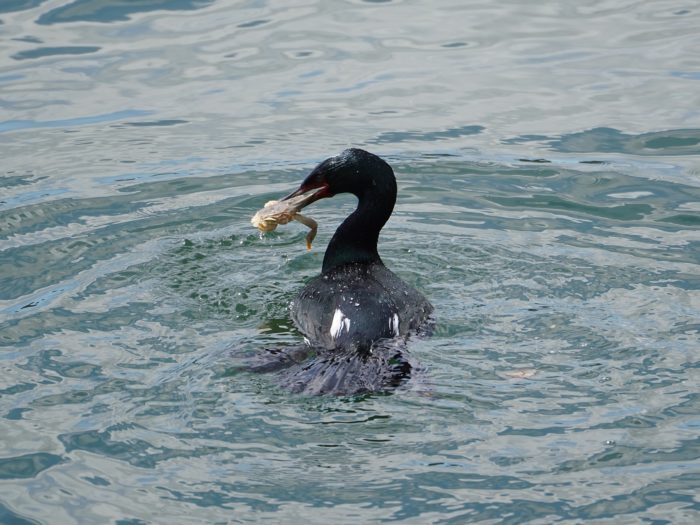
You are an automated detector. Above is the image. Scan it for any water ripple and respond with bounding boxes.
[2,0,700,523]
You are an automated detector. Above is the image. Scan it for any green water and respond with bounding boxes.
[2,1,700,523]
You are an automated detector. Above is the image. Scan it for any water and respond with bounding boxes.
[1,0,700,523]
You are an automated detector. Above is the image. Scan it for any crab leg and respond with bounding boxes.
[293,213,318,250]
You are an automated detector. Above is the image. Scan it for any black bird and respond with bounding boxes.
[251,148,433,394]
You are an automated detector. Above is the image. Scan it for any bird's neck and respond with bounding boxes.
[322,190,395,273]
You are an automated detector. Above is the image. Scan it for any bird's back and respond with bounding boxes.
[291,262,433,351]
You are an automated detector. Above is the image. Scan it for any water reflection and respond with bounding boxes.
[36,0,215,24]
[506,127,700,156]
[0,1,48,15]
[11,46,100,61]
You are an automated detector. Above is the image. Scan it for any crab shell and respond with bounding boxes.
[251,199,318,249]
[250,200,295,232]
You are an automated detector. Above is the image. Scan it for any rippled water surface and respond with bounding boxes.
[2,1,700,523]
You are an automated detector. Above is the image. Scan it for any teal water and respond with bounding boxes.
[2,1,700,523]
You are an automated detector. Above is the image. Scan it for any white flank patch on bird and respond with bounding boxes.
[390,313,400,336]
[330,308,351,339]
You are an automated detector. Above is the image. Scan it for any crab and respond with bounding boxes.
[251,193,318,250]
